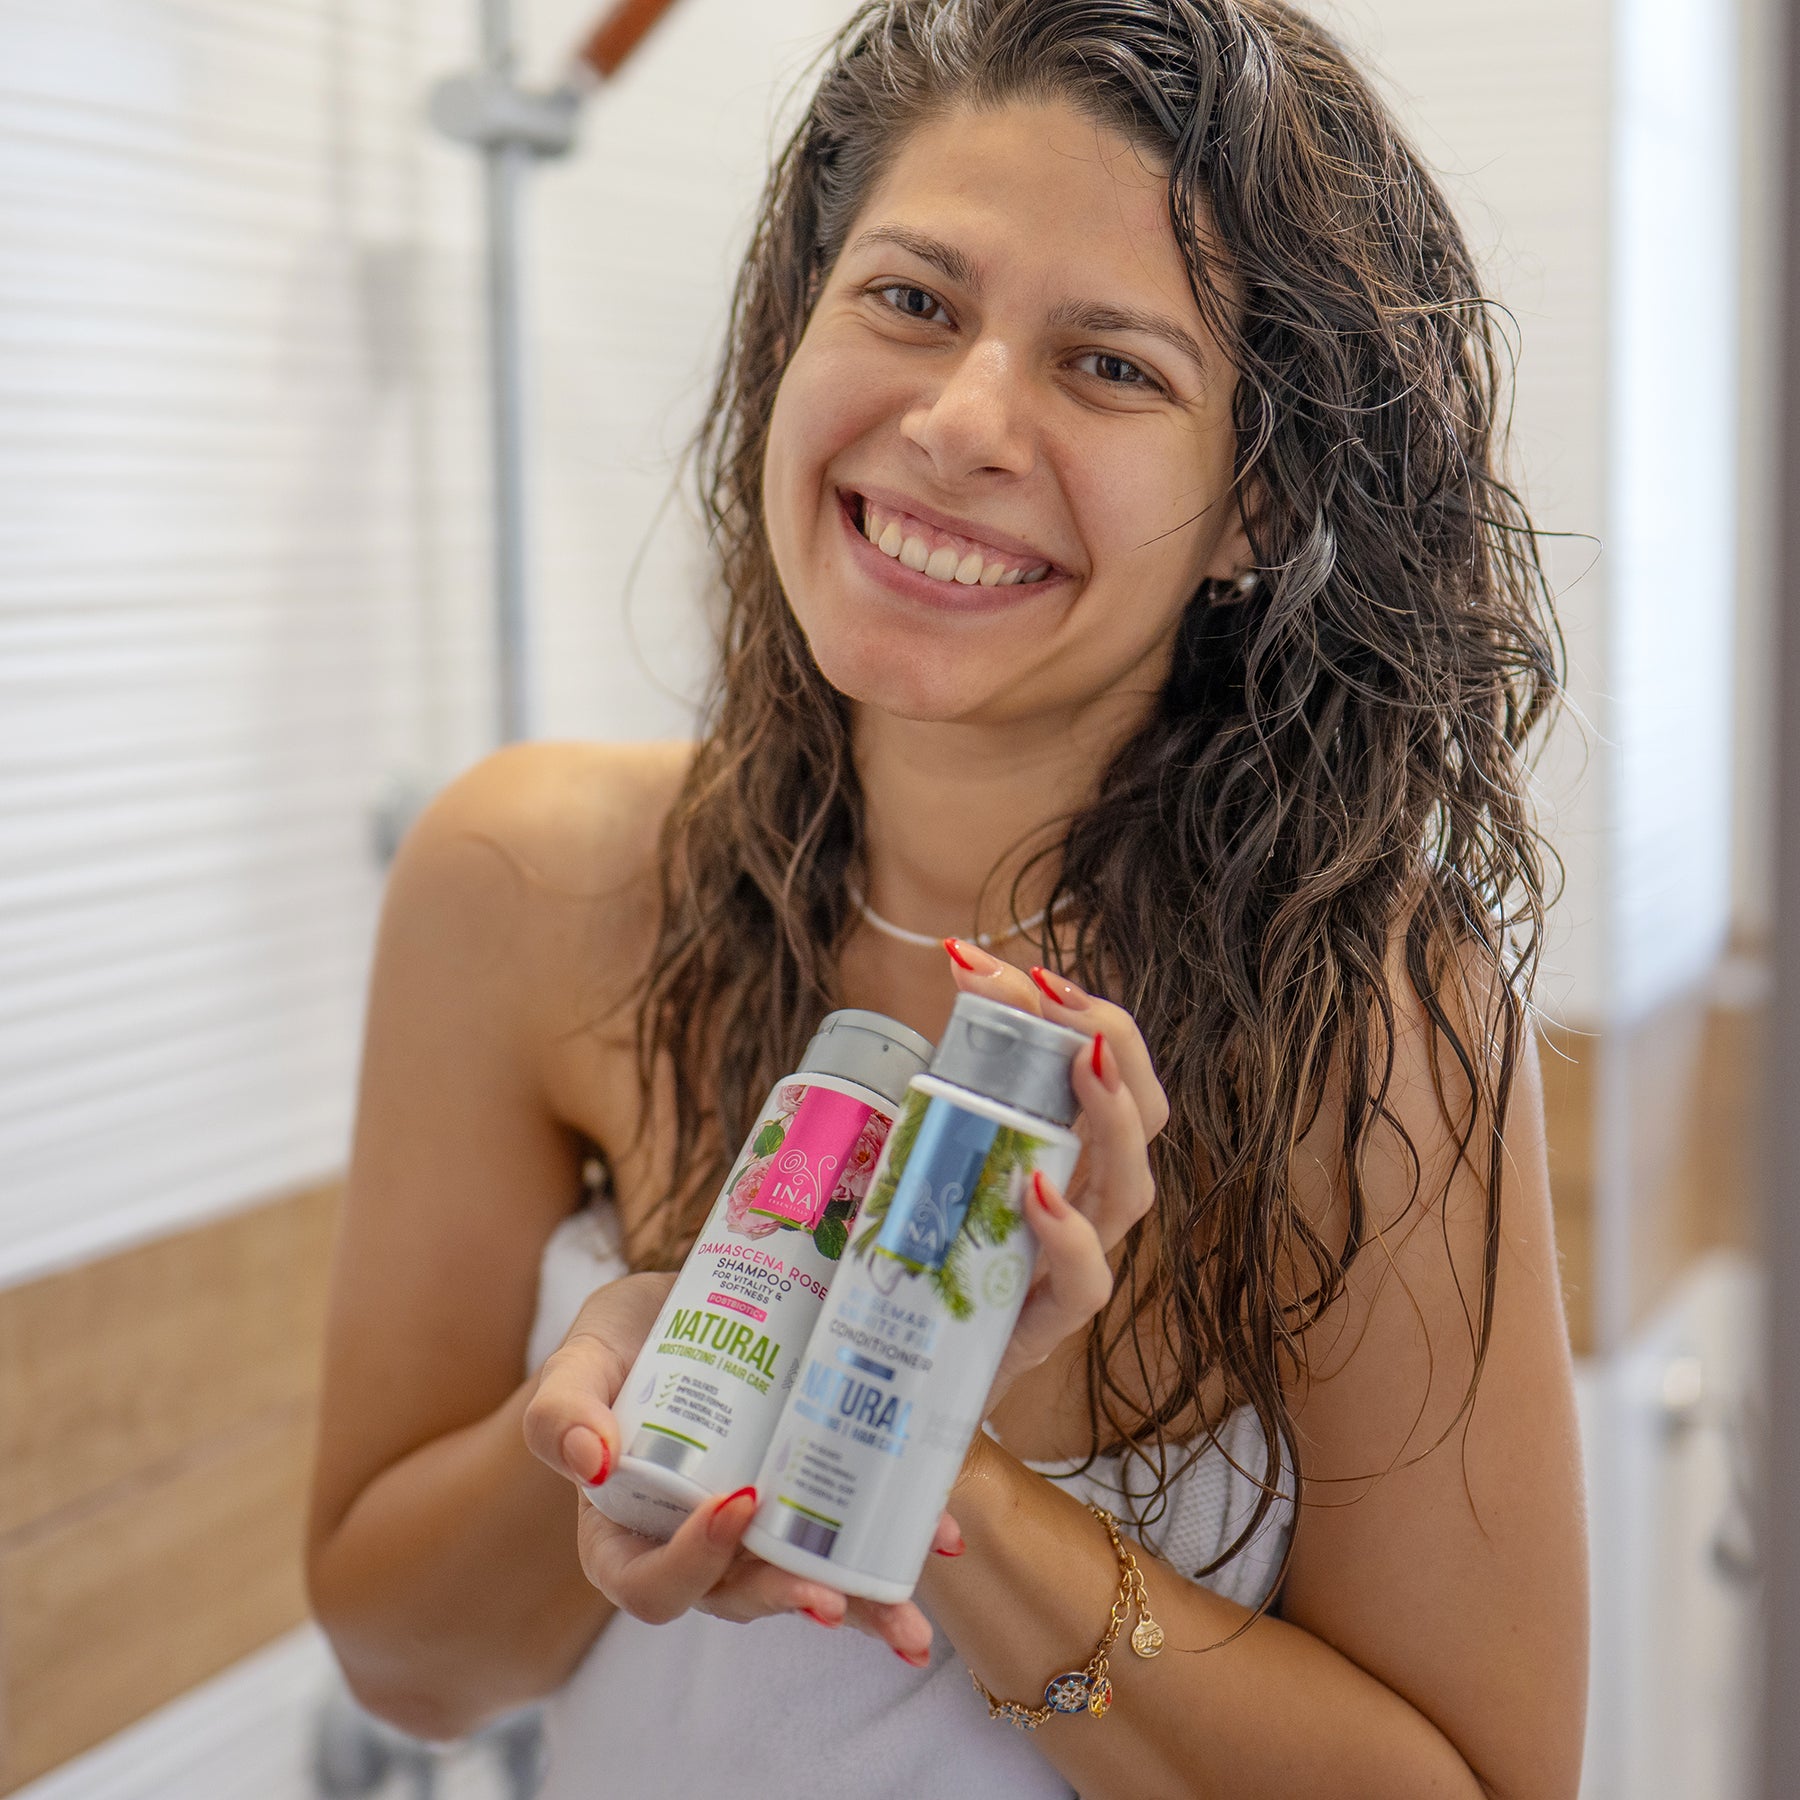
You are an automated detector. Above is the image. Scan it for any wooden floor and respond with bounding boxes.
[0,1187,339,1793]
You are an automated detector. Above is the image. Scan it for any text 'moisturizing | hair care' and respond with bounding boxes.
[743,993,1086,1600]
[588,1009,932,1539]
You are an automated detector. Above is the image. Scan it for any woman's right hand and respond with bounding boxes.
[522,1271,940,1664]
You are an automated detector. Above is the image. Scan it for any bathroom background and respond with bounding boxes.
[0,0,1784,1794]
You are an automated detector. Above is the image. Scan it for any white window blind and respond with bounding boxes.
[0,0,848,1290]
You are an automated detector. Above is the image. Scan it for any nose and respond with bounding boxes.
[898,338,1036,482]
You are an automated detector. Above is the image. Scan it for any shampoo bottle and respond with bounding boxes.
[588,1009,932,1539]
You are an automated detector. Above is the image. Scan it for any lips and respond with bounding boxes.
[842,489,1055,589]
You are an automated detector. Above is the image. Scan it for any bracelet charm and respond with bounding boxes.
[969,1503,1161,1731]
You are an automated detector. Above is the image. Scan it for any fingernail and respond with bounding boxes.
[563,1426,609,1486]
[801,1606,842,1628]
[1029,966,1087,1008]
[945,937,1004,974]
[708,1486,757,1543]
[933,1542,966,1557]
[1031,1169,1070,1217]
[894,1646,931,1667]
[1092,1031,1120,1092]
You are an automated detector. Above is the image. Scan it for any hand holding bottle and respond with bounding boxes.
[941,940,1166,1415]
[523,1268,946,1663]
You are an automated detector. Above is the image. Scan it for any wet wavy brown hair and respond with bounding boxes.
[631,0,1561,1595]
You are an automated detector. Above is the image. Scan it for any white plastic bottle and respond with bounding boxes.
[588,1009,932,1539]
[743,993,1087,1601]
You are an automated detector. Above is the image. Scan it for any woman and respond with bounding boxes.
[305,3,1588,1795]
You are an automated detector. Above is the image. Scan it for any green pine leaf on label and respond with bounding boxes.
[928,1230,977,1319]
[852,1088,928,1262]
[813,1215,849,1261]
[967,1127,1035,1247]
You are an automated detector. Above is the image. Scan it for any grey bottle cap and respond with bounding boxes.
[929,992,1086,1126]
[798,1009,934,1108]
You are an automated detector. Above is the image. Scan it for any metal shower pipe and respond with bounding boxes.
[429,0,685,744]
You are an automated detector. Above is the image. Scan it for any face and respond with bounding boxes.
[761,98,1250,728]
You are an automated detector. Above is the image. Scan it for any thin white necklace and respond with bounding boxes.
[848,882,1073,951]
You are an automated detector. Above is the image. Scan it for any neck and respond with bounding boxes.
[851,688,1151,945]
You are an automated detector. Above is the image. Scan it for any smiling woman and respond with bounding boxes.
[305,4,1585,1799]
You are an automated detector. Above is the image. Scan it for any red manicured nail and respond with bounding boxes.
[1092,1032,1106,1080]
[564,1426,609,1486]
[894,1646,930,1667]
[708,1486,757,1543]
[1029,966,1086,1008]
[1031,1170,1068,1217]
[944,937,977,971]
[801,1606,841,1627]
[933,1542,965,1557]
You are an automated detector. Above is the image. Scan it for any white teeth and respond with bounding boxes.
[855,496,1049,588]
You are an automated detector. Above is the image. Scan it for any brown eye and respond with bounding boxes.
[1077,350,1156,389]
[875,283,947,323]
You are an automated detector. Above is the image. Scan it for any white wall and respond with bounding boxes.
[0,0,847,1289]
[1608,0,1740,1022]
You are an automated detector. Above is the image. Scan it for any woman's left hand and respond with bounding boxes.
[941,938,1168,1413]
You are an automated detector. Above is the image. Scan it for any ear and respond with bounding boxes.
[1199,471,1269,603]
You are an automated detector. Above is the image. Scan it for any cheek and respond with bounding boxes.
[763,340,885,556]
[1064,431,1221,606]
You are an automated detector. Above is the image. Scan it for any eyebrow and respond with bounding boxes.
[849,224,983,291]
[846,225,1211,378]
[1045,300,1211,378]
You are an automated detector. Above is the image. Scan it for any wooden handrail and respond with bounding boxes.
[573,0,685,80]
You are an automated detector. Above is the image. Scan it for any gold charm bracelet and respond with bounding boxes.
[969,1502,1165,1730]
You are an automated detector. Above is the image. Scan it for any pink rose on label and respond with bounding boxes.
[828,1113,892,1212]
[774,1082,807,1115]
[724,1154,781,1238]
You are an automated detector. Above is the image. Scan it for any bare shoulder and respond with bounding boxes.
[405,737,694,1050]
[1286,923,1546,1276]
[415,737,691,904]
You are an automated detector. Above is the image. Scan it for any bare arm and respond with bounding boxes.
[918,955,1588,1799]
[305,743,659,1739]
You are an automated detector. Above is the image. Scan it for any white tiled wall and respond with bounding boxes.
[0,0,847,1291]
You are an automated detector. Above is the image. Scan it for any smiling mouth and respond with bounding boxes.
[843,491,1054,589]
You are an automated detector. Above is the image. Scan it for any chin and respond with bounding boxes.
[800,617,1002,724]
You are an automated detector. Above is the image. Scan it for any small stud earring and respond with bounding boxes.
[1234,570,1259,597]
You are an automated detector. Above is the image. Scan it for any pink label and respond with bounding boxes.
[747,1085,877,1230]
[709,1291,768,1322]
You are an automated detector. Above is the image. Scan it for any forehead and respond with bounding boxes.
[848,97,1199,312]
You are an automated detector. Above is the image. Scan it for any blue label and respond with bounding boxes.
[873,1099,1000,1271]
